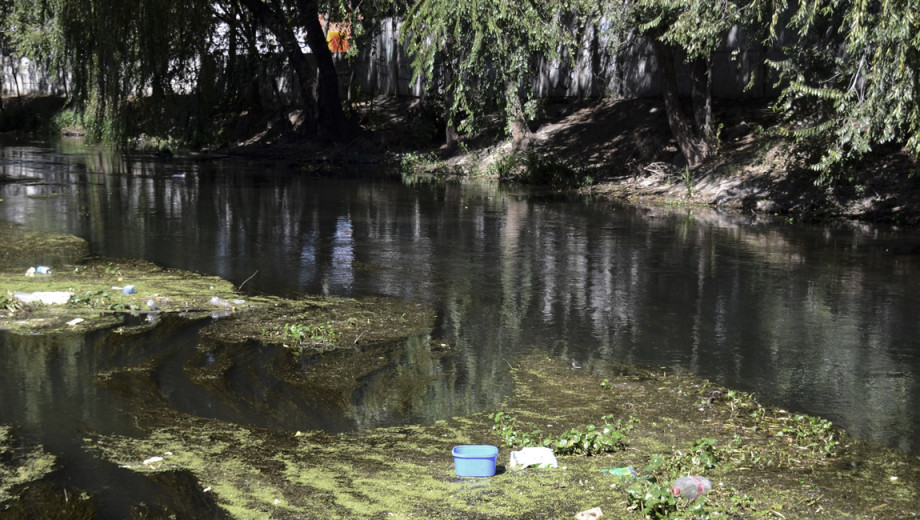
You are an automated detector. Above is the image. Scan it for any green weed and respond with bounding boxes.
[277,322,342,351]
[489,411,637,456]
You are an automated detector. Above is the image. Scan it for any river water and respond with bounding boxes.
[2,139,920,508]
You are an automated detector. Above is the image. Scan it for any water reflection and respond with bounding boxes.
[1,141,919,458]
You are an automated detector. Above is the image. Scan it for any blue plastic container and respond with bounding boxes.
[452,445,499,477]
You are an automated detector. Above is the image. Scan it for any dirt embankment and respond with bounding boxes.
[434,96,920,227]
[346,94,920,227]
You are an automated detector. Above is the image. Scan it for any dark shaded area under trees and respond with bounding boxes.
[0,0,919,191]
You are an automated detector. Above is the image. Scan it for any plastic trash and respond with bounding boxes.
[602,466,640,479]
[13,291,74,305]
[574,507,604,520]
[209,296,233,309]
[122,285,136,295]
[143,456,164,469]
[508,447,558,471]
[671,476,712,502]
[23,266,51,276]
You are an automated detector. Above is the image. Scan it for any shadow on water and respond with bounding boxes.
[0,318,232,518]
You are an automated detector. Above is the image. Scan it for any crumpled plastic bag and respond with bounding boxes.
[13,291,74,305]
[508,447,558,471]
[574,507,603,520]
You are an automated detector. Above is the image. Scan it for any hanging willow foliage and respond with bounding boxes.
[761,0,920,179]
[5,0,215,142]
[401,0,589,142]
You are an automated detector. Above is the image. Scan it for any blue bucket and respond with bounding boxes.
[452,445,499,477]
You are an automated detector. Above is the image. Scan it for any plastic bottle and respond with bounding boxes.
[671,476,712,502]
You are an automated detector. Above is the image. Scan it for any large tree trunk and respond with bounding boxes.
[651,39,711,167]
[238,0,320,137]
[298,0,351,141]
[690,57,715,150]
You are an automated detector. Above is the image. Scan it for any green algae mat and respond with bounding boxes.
[82,354,919,519]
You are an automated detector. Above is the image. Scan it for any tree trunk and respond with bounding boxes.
[238,0,318,137]
[443,62,459,150]
[690,56,714,152]
[652,39,707,167]
[507,80,533,152]
[298,0,351,141]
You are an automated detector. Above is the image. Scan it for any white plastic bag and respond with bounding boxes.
[508,447,558,471]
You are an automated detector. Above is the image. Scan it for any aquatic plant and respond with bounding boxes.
[279,322,342,350]
[682,166,694,198]
[625,480,681,518]
[399,152,441,174]
[489,411,637,456]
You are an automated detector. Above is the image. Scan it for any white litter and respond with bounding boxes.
[143,456,164,469]
[13,291,75,305]
[508,447,558,471]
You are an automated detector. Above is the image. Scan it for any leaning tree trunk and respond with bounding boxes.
[299,0,351,141]
[238,0,319,137]
[651,39,709,167]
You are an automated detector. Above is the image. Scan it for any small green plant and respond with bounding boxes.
[52,108,84,133]
[682,166,694,198]
[484,151,520,178]
[689,437,719,469]
[399,152,440,174]
[489,411,540,448]
[625,481,680,519]
[1,293,24,313]
[552,415,636,455]
[777,414,840,456]
[70,289,127,311]
[279,322,342,350]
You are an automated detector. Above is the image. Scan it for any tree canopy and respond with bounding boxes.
[762,0,920,178]
[0,0,917,180]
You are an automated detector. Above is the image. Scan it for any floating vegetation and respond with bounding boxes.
[0,426,57,505]
[83,353,919,519]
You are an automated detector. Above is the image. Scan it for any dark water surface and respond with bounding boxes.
[2,139,920,511]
